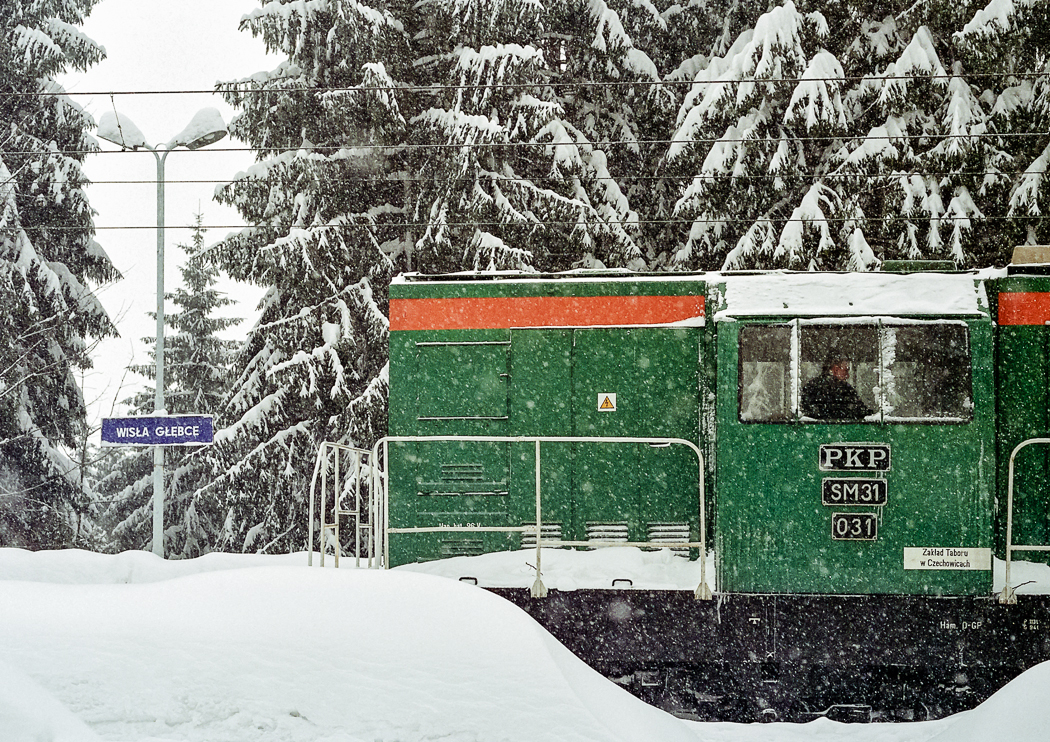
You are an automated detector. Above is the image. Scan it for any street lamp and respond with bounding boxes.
[97,108,227,558]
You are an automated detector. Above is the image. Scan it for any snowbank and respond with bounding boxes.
[2,548,1050,741]
[400,544,713,591]
[0,546,303,584]
[0,551,694,742]
[0,658,101,742]
[400,546,1050,596]
[2,546,1047,595]
[927,662,1050,742]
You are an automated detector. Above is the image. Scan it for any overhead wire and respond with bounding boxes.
[18,168,1050,186]
[8,67,1050,98]
[15,126,1050,159]
[17,214,1050,233]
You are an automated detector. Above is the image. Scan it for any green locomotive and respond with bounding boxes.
[369,260,1050,721]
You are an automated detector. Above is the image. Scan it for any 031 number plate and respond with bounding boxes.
[831,512,878,541]
[822,478,887,506]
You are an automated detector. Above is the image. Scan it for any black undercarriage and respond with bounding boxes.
[489,588,1050,722]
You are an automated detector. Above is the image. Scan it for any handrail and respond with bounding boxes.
[999,437,1050,604]
[307,442,372,567]
[369,435,712,600]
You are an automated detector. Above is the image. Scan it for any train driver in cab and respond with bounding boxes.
[801,354,874,420]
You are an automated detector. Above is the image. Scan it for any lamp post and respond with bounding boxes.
[97,108,227,558]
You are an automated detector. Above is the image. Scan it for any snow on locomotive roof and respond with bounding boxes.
[717,270,995,318]
[393,269,710,284]
[395,269,999,318]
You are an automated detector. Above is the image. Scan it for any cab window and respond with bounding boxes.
[882,324,971,420]
[738,321,972,423]
[739,324,791,422]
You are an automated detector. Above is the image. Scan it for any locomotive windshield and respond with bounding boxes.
[739,321,972,423]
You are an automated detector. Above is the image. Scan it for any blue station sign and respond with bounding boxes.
[101,415,214,446]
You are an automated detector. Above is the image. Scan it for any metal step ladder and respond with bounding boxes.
[307,442,373,567]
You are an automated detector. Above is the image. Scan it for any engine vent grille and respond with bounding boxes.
[647,522,691,556]
[439,539,484,557]
[520,523,562,549]
[586,522,629,547]
[418,463,508,496]
[440,463,484,482]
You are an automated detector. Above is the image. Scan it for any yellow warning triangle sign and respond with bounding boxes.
[599,396,615,410]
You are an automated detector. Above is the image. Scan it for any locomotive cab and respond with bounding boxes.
[713,272,995,595]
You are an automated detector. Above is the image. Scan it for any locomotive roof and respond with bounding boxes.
[715,270,993,319]
[393,269,997,319]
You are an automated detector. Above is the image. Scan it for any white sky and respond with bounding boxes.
[59,0,278,436]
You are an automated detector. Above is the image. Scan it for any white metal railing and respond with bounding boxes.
[999,437,1050,604]
[368,435,712,600]
[307,442,372,568]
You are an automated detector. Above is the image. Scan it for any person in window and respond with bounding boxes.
[801,355,873,420]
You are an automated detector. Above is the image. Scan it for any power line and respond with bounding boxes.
[13,69,1050,99]
[17,214,1049,232]
[16,127,1050,159]
[63,170,1050,186]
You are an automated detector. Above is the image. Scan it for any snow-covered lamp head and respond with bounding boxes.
[168,108,227,150]
[97,108,227,151]
[97,110,149,150]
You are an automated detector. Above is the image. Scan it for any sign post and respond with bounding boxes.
[102,414,214,557]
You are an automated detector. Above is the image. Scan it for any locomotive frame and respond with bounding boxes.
[311,260,1050,722]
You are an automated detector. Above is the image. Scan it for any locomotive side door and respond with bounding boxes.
[505,328,575,544]
[569,328,701,548]
[507,326,701,550]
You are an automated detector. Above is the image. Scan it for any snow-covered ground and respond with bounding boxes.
[2,548,1050,742]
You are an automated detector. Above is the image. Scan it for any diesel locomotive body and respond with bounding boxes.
[366,262,1050,721]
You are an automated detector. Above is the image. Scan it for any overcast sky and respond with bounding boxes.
[60,0,277,435]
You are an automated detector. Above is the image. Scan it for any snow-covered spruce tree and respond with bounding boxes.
[204,0,678,552]
[667,2,852,270]
[202,0,407,553]
[408,0,649,272]
[955,0,1050,259]
[100,216,240,556]
[828,1,1014,269]
[0,0,119,547]
[608,0,767,266]
[666,0,1049,271]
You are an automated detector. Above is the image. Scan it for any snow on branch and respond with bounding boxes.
[931,72,987,160]
[13,24,63,68]
[467,230,534,271]
[670,3,825,162]
[44,18,103,72]
[204,417,311,498]
[413,107,504,146]
[784,51,847,132]
[956,0,1025,43]
[445,43,547,113]
[320,62,407,129]
[586,0,659,80]
[847,228,877,271]
[992,81,1033,119]
[774,181,836,265]
[1009,141,1050,216]
[946,186,984,262]
[843,118,905,166]
[878,26,948,105]
[722,219,778,270]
